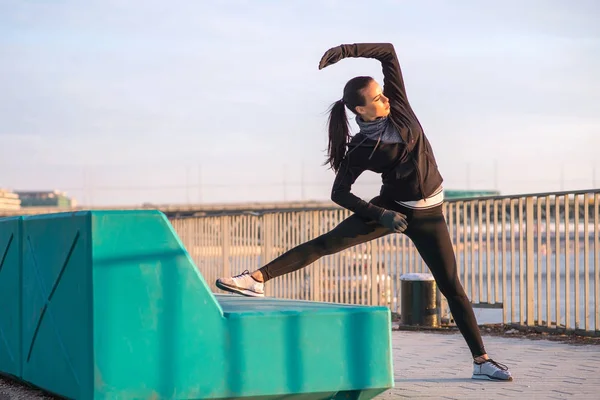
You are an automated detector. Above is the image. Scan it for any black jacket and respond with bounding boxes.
[328,43,444,221]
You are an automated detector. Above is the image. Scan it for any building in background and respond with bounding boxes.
[15,190,77,208]
[0,188,21,211]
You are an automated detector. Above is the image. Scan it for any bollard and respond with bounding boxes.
[400,273,439,327]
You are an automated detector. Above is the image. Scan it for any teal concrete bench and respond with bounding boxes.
[0,210,393,399]
[0,216,22,380]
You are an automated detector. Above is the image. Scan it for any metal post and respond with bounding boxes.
[222,216,230,279]
[526,197,535,326]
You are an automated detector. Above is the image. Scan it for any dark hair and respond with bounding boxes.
[325,76,374,172]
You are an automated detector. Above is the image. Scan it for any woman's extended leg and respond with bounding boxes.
[259,213,390,281]
[216,210,391,296]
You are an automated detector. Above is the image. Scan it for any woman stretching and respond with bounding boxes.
[216,43,512,381]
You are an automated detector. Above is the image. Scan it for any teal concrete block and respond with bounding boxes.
[90,210,393,399]
[15,210,393,399]
[21,212,93,399]
[90,210,226,400]
[217,296,393,398]
[0,216,23,378]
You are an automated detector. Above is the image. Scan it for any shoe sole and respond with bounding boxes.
[215,280,265,297]
[472,374,513,382]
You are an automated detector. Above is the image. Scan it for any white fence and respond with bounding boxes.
[170,189,600,336]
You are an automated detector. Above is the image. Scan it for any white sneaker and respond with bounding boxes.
[216,270,265,297]
[472,359,513,381]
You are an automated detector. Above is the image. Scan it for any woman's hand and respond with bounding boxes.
[379,209,408,233]
[318,45,344,70]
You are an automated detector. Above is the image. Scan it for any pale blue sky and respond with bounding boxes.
[1,0,599,205]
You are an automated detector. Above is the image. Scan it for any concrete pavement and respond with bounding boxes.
[380,330,600,399]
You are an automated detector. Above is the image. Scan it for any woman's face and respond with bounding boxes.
[355,80,390,121]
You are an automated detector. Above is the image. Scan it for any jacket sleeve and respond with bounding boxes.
[330,157,386,221]
[337,43,409,116]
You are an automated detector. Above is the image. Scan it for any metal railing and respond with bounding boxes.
[169,189,600,335]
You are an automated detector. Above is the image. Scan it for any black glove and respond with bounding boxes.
[318,45,344,70]
[379,210,408,233]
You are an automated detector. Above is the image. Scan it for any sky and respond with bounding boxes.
[1,0,599,206]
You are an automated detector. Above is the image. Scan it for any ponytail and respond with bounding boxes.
[323,75,374,172]
[325,99,350,172]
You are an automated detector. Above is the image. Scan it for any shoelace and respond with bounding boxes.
[232,270,251,279]
[483,359,509,371]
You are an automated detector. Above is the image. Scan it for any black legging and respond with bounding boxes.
[259,197,486,357]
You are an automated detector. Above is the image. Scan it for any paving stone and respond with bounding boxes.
[377,330,600,399]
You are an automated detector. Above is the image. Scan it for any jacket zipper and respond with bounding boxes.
[412,156,426,200]
[407,125,426,199]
